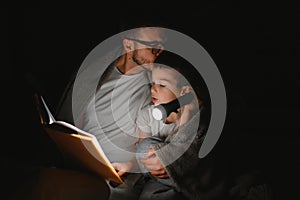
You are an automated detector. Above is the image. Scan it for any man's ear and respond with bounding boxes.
[123,39,133,52]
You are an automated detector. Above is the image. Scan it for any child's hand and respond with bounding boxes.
[178,87,201,126]
[112,161,133,177]
[181,87,199,112]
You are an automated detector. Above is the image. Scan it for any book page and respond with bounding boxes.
[45,127,123,184]
[54,120,107,163]
[40,96,56,124]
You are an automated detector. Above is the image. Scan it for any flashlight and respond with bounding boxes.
[152,92,194,121]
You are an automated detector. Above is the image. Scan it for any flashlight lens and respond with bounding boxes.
[152,108,163,120]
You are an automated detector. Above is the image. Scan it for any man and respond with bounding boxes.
[76,26,167,164]
[56,25,182,199]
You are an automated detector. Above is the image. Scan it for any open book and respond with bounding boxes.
[34,94,123,184]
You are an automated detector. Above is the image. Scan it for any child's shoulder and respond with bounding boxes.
[140,103,154,112]
[138,104,155,121]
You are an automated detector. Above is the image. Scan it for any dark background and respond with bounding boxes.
[2,1,299,199]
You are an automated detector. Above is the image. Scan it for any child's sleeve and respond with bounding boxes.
[136,106,152,134]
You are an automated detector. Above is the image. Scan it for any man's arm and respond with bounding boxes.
[140,148,168,178]
[141,99,201,179]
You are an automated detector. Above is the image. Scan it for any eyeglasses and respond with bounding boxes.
[126,38,164,55]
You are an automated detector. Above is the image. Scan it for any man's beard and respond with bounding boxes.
[132,50,144,66]
[132,50,153,71]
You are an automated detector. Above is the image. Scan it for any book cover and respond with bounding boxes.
[34,94,123,184]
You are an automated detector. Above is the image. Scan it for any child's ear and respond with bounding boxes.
[180,86,192,96]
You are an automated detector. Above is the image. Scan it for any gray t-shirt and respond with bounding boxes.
[136,104,178,140]
[79,66,151,162]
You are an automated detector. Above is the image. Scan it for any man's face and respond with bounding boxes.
[130,27,166,69]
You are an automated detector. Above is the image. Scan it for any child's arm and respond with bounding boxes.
[178,89,202,127]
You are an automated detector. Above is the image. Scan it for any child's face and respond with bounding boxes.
[151,67,181,106]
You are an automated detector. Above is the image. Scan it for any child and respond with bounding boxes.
[112,51,204,189]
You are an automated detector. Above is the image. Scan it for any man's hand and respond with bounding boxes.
[112,161,132,177]
[140,148,169,179]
